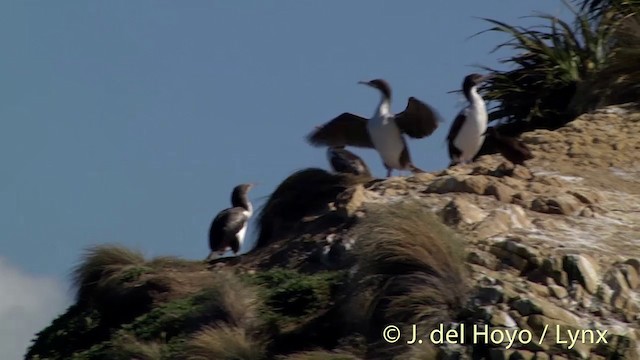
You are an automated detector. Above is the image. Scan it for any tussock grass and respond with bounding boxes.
[122,269,262,343]
[185,324,267,360]
[279,350,362,360]
[71,244,149,304]
[477,0,640,136]
[352,200,469,355]
[392,346,438,360]
[256,168,371,248]
[110,333,165,360]
[210,270,261,328]
[575,12,640,110]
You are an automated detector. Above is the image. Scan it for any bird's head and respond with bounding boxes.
[234,183,257,194]
[358,79,392,99]
[463,73,492,90]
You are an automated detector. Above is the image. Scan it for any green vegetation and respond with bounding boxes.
[477,0,640,136]
[71,244,149,304]
[26,2,640,358]
[184,325,267,360]
[248,268,346,318]
[27,197,469,359]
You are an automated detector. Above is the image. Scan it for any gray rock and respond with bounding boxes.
[511,298,543,316]
[440,198,488,226]
[477,286,505,305]
[620,264,639,289]
[563,254,600,294]
[490,310,517,328]
[549,285,568,299]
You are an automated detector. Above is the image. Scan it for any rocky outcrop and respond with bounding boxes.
[247,105,640,359]
[28,106,640,360]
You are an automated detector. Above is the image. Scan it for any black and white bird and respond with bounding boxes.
[327,146,372,177]
[207,183,255,260]
[307,79,441,177]
[484,127,534,165]
[447,73,492,166]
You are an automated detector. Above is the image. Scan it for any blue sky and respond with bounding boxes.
[1,1,569,357]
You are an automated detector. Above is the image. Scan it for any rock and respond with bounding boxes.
[533,353,550,360]
[568,190,602,205]
[485,182,515,202]
[624,258,640,273]
[512,192,534,208]
[603,267,630,293]
[541,258,569,287]
[489,349,514,360]
[509,350,536,360]
[570,284,586,302]
[530,195,583,216]
[490,246,528,271]
[511,298,542,316]
[491,310,517,328]
[610,287,631,310]
[477,286,504,305]
[513,296,581,326]
[440,198,488,226]
[579,207,594,217]
[502,239,541,264]
[425,175,490,195]
[511,166,533,180]
[549,285,568,299]
[474,211,515,239]
[334,185,367,218]
[620,264,639,289]
[593,333,639,359]
[529,282,550,297]
[563,254,600,294]
[467,250,497,269]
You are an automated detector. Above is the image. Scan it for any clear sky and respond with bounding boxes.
[1,1,568,358]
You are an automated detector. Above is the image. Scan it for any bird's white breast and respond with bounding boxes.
[235,209,251,246]
[453,102,488,163]
[367,113,405,169]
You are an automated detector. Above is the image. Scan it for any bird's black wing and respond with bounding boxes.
[447,110,466,142]
[487,129,534,165]
[446,110,467,161]
[306,113,374,148]
[394,97,441,139]
[208,207,249,251]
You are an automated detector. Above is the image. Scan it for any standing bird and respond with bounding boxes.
[207,183,255,260]
[447,73,492,166]
[307,79,441,177]
[327,146,372,177]
[484,127,534,165]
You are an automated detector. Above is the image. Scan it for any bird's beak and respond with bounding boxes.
[358,80,371,87]
[249,182,259,189]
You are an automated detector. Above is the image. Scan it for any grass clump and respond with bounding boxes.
[71,244,150,304]
[126,270,261,342]
[109,333,166,360]
[25,305,104,360]
[352,200,469,357]
[248,268,347,318]
[476,9,619,135]
[184,325,267,360]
